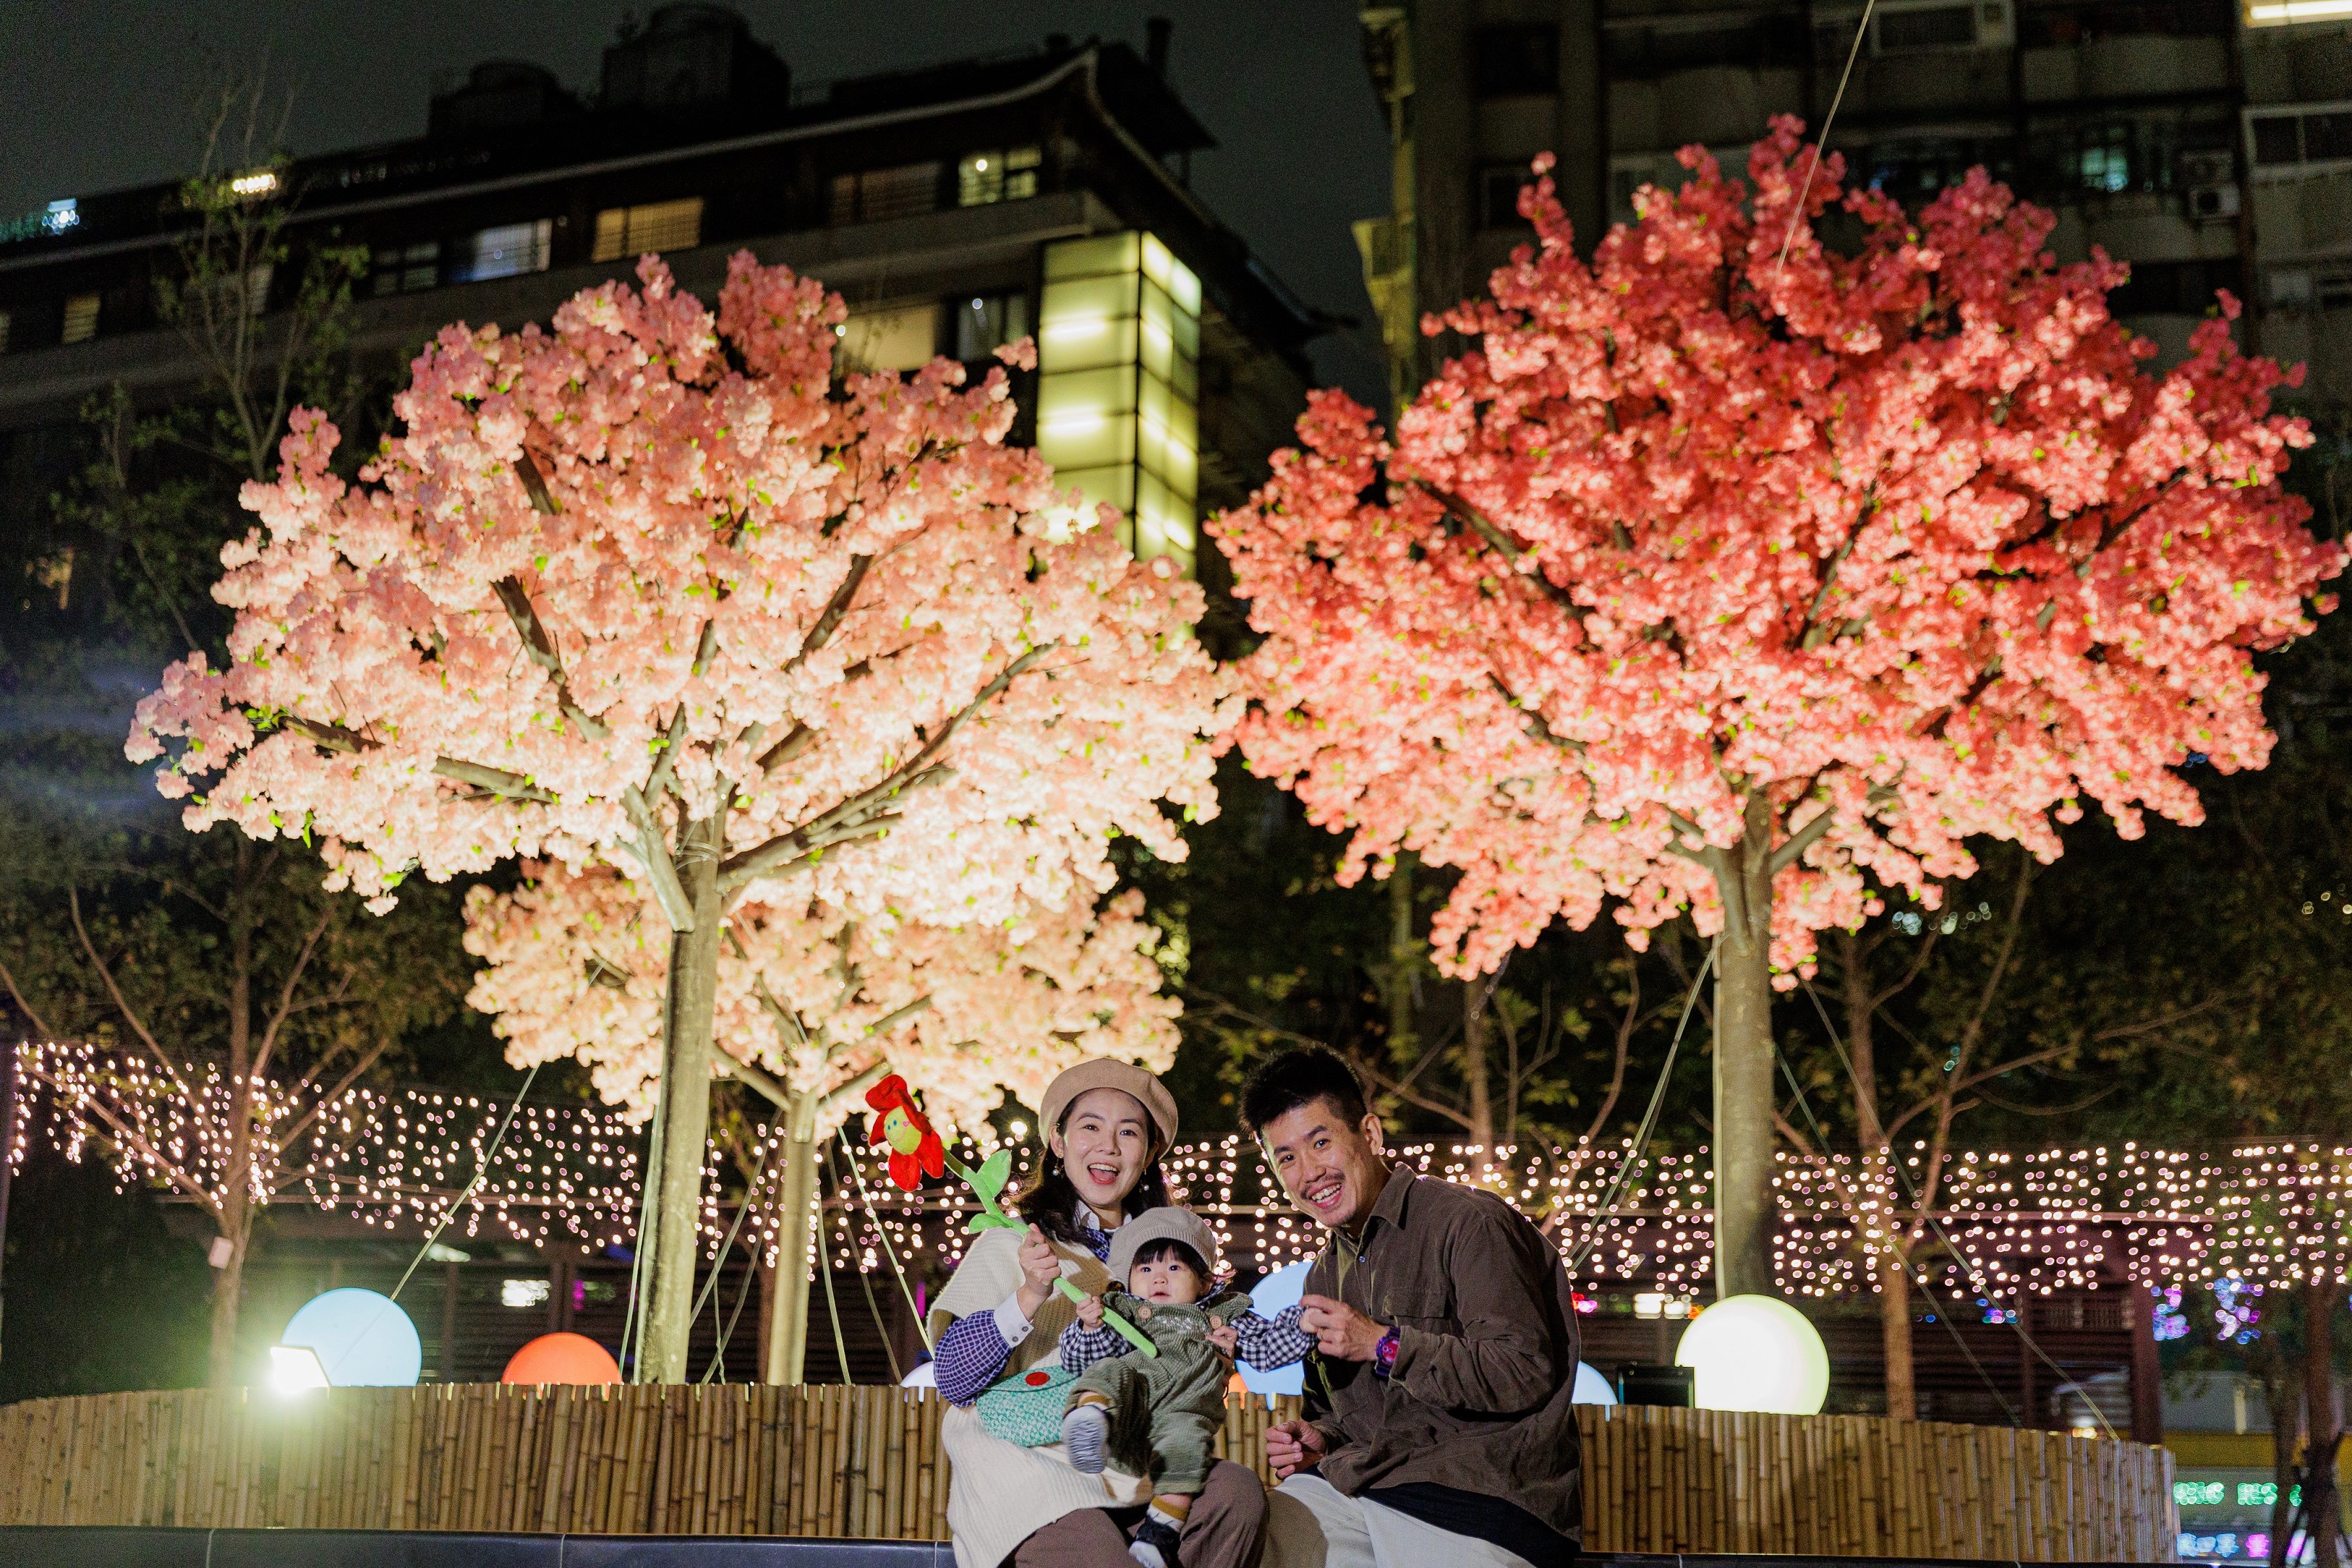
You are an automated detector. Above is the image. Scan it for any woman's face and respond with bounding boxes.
[1050,1087,1154,1220]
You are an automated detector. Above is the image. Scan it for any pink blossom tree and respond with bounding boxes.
[463,862,1177,1380]
[1213,119,2340,1298]
[129,254,1232,1379]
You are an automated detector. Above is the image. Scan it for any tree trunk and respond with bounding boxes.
[210,840,257,1389]
[2310,1277,2342,1568]
[638,815,723,1383]
[763,1094,822,1386]
[1838,928,1916,1417]
[1712,792,1778,1301]
[1377,855,1420,1064]
[2271,1355,2304,1568]
[1462,978,1495,1149]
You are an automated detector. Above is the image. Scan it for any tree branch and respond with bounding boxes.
[1418,482,1586,626]
[721,640,1060,891]
[1769,804,1838,878]
[0,952,59,1039]
[491,576,607,742]
[67,888,197,1105]
[273,1034,393,1153]
[784,555,874,675]
[251,902,335,1084]
[622,787,697,932]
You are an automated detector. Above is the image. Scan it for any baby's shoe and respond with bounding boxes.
[1128,1512,1181,1568]
[1060,1402,1109,1474]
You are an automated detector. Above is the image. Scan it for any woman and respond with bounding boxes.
[929,1058,1267,1568]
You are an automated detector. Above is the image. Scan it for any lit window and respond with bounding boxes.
[2245,0,2352,23]
[838,301,941,372]
[61,292,99,344]
[958,146,1041,206]
[954,291,1031,359]
[827,164,941,226]
[451,220,553,283]
[500,1277,550,1309]
[2077,125,2132,193]
[373,242,441,295]
[591,197,704,263]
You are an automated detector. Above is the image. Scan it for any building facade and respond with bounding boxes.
[1357,0,2352,419]
[0,7,1322,584]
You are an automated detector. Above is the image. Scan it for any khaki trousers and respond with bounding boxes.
[1007,1456,1267,1568]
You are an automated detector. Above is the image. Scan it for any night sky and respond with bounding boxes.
[0,1,1391,397]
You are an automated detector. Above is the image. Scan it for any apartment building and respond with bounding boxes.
[1357,0,2352,416]
[0,6,1326,581]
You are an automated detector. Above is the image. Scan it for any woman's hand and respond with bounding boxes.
[1265,1418,1326,1480]
[1015,1224,1062,1319]
[1075,1292,1105,1330]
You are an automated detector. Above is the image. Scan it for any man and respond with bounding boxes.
[1245,1047,1581,1568]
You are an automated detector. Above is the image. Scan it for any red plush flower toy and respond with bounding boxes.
[865,1073,947,1192]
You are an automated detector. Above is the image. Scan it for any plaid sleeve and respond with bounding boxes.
[1233,1303,1313,1370]
[933,1304,1017,1405]
[1060,1318,1126,1373]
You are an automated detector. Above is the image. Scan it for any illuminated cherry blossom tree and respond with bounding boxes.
[1213,118,2340,1297]
[129,253,1232,1378]
[463,861,1177,1380]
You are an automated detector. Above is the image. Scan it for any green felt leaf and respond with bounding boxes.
[975,1148,1012,1201]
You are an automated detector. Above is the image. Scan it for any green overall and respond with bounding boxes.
[1067,1288,1252,1494]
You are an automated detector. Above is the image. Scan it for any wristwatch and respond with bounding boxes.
[1371,1324,1400,1379]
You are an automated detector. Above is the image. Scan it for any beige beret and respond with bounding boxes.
[1037,1058,1179,1158]
[1107,1205,1222,1282]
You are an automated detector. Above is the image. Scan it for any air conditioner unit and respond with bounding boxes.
[1865,0,2014,52]
[2178,150,2242,222]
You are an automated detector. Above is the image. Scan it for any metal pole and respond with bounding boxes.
[0,1041,17,1371]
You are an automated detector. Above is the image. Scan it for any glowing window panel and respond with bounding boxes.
[591,197,703,263]
[1036,231,1200,575]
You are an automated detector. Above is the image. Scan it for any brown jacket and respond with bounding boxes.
[1301,1164,1582,1543]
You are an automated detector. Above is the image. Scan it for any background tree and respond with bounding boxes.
[127,255,1232,1379]
[1211,118,2339,1296]
[463,862,1178,1380]
[0,67,452,1393]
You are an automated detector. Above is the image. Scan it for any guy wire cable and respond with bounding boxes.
[687,1100,787,1333]
[389,1062,542,1305]
[1565,938,1717,1277]
[1774,0,1879,272]
[617,1079,665,1378]
[838,1129,937,1350]
[1773,1036,2019,1424]
[819,1193,852,1382]
[836,1140,904,1384]
[1797,973,2114,1437]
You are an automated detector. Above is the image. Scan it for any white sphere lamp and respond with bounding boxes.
[277,1287,423,1390]
[1674,1294,1829,1414]
[1571,1362,1618,1405]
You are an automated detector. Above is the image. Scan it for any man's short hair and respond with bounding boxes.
[1240,1046,1371,1136]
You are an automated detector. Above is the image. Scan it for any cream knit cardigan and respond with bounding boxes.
[929,1221,1154,1568]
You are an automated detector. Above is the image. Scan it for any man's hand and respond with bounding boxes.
[1264,1417,1327,1480]
[1207,1322,1239,1362]
[1298,1294,1387,1362]
[1075,1292,1105,1331]
[1015,1224,1060,1318]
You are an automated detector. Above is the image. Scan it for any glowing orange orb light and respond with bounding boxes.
[501,1331,622,1386]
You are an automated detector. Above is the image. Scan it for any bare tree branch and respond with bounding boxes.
[68,887,197,1103]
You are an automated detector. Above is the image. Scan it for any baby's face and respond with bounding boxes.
[1127,1254,1204,1304]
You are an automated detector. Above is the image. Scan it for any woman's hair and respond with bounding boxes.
[1013,1137,1172,1247]
[1129,1237,1208,1281]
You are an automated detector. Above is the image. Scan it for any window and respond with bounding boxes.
[591,197,704,263]
[1478,165,1534,229]
[1473,24,1560,96]
[373,242,442,295]
[836,301,941,372]
[1823,0,2010,56]
[500,1278,550,1309]
[2247,103,2352,174]
[954,291,1032,360]
[958,146,1041,206]
[61,292,99,344]
[1877,3,1978,48]
[451,220,553,283]
[2078,124,2132,193]
[828,163,942,225]
[2245,0,2352,25]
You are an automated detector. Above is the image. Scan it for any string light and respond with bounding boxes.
[16,1043,2352,1305]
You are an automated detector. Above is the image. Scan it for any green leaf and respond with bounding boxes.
[975,1148,1012,1201]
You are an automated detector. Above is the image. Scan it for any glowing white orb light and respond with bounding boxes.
[1572,1362,1618,1405]
[1674,1294,1829,1414]
[278,1287,422,1388]
[267,1344,329,1396]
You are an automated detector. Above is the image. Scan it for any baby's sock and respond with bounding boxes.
[1128,1495,1190,1568]
[1060,1393,1111,1474]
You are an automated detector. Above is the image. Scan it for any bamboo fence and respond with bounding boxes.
[0,1385,2175,1560]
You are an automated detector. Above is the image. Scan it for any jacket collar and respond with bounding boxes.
[1341,1161,1415,1245]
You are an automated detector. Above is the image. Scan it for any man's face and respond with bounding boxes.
[1259,1096,1389,1233]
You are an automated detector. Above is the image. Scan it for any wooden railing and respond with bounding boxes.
[0,1384,2176,1561]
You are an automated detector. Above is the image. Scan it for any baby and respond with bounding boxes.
[1057,1208,1312,1568]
